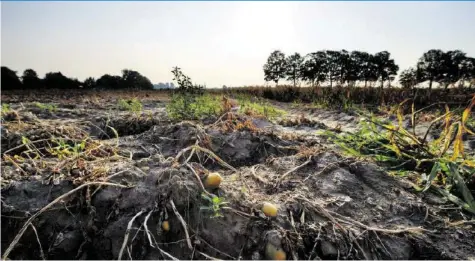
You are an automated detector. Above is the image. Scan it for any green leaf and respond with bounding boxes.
[447,162,475,214]
[435,186,475,214]
[79,140,86,150]
[212,196,222,205]
[21,136,30,145]
[201,193,213,203]
[422,162,440,192]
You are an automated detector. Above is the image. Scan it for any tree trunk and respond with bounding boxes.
[364,80,367,88]
[428,79,433,101]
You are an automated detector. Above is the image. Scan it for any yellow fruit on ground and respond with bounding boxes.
[274,249,287,260]
[162,220,170,232]
[204,172,222,189]
[265,242,286,260]
[262,202,278,217]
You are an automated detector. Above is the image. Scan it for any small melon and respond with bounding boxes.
[265,242,287,260]
[162,220,170,232]
[204,172,222,189]
[262,202,278,217]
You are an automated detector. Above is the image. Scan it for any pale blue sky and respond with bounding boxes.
[2,1,475,87]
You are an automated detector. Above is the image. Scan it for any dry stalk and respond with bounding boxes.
[185,163,213,197]
[302,162,340,182]
[329,210,430,234]
[275,157,312,187]
[247,165,271,185]
[118,210,144,260]
[2,138,52,155]
[142,210,179,260]
[175,144,237,172]
[169,199,193,250]
[196,250,221,260]
[296,197,345,231]
[30,224,45,260]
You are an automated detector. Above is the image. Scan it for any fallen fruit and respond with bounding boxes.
[162,220,170,231]
[265,242,286,260]
[262,202,278,217]
[204,172,222,189]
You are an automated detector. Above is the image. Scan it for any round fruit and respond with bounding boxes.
[274,249,287,260]
[262,202,278,217]
[265,242,286,260]
[204,172,222,189]
[162,220,170,232]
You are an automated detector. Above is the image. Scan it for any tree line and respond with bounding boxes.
[263,49,475,89]
[1,67,154,90]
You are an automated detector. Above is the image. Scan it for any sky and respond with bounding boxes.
[1,1,475,87]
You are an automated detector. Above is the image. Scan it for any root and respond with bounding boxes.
[2,182,129,260]
[30,224,45,260]
[169,199,193,250]
[297,196,345,231]
[329,210,429,234]
[297,196,429,235]
[118,210,144,260]
[196,250,220,260]
[185,163,213,197]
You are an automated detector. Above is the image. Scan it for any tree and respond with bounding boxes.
[1,66,23,90]
[357,52,377,87]
[335,50,350,85]
[373,51,399,89]
[399,68,417,89]
[285,52,303,87]
[459,57,475,88]
[83,77,96,89]
[121,69,154,90]
[43,72,81,89]
[324,50,343,87]
[417,49,445,91]
[347,51,367,86]
[437,50,467,89]
[21,69,42,89]
[301,51,328,87]
[96,74,123,89]
[263,50,287,86]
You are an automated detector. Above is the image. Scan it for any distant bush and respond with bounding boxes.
[219,85,474,110]
[117,98,143,113]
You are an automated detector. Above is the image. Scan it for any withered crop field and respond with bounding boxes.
[1,89,475,260]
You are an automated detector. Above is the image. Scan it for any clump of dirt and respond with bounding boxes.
[89,114,168,139]
[127,121,300,167]
[278,114,327,129]
[206,129,298,167]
